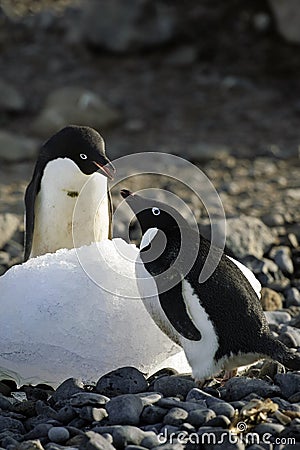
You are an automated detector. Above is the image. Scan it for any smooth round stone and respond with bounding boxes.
[163,408,188,426]
[159,424,179,438]
[210,402,235,419]
[253,422,285,436]
[51,378,84,402]
[224,377,280,401]
[135,392,162,406]
[140,431,161,448]
[56,405,77,423]
[79,406,108,422]
[96,367,148,397]
[153,376,196,399]
[141,405,168,424]
[0,416,26,434]
[264,311,292,325]
[187,409,216,427]
[286,287,300,307]
[24,423,53,440]
[106,394,144,426]
[48,426,70,443]
[205,414,231,428]
[92,425,145,447]
[186,388,223,406]
[275,373,300,398]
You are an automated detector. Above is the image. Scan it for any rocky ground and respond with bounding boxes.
[0,0,300,449]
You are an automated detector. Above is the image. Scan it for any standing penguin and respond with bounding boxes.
[24,125,115,261]
[121,189,300,383]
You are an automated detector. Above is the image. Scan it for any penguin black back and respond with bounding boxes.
[121,189,300,375]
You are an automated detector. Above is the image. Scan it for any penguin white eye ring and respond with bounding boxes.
[152,207,160,216]
[80,153,88,160]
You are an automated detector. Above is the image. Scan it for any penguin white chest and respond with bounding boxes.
[30,158,109,257]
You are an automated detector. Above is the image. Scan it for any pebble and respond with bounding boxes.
[79,406,108,422]
[48,427,70,444]
[187,408,216,427]
[162,408,188,426]
[274,372,300,398]
[264,310,292,325]
[50,379,84,403]
[96,367,148,397]
[270,246,294,275]
[260,287,283,311]
[153,376,196,399]
[92,425,145,448]
[70,392,109,407]
[106,394,144,425]
[141,405,168,424]
[83,430,115,450]
[286,287,300,307]
[253,422,285,436]
[0,417,25,434]
[224,377,281,401]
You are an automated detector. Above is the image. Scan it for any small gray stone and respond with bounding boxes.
[157,398,206,412]
[83,430,115,450]
[56,405,77,424]
[275,372,300,398]
[48,427,70,444]
[186,388,223,407]
[0,394,12,411]
[286,288,300,307]
[272,396,300,412]
[140,431,160,448]
[106,394,144,425]
[0,416,25,434]
[0,131,38,162]
[91,425,145,448]
[70,392,109,407]
[209,402,235,419]
[187,408,216,427]
[206,414,231,428]
[153,376,196,399]
[269,0,300,44]
[24,424,53,440]
[141,405,168,424]
[51,378,84,403]
[224,377,280,401]
[135,392,162,406]
[163,408,188,426]
[264,311,292,325]
[270,246,294,275]
[79,406,108,422]
[253,422,285,436]
[96,367,148,397]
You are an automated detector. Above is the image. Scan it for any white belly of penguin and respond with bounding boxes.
[30,158,109,258]
[135,258,220,380]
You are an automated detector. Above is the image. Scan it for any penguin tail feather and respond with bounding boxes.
[267,338,300,371]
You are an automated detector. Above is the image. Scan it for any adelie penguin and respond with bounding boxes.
[24,125,115,260]
[121,189,300,383]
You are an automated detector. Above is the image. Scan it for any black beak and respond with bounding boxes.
[120,189,132,199]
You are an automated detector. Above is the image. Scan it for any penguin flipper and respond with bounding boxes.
[24,169,43,261]
[158,280,202,341]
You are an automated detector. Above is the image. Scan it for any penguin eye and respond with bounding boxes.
[152,207,160,216]
[80,153,88,160]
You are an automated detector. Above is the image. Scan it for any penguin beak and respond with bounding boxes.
[93,161,115,180]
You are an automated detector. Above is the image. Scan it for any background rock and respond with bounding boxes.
[269,0,300,44]
[0,131,38,162]
[31,87,121,137]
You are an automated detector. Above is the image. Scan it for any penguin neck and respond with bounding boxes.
[140,226,182,276]
[30,158,110,258]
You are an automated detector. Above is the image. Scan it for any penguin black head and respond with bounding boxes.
[120,189,182,236]
[39,125,115,179]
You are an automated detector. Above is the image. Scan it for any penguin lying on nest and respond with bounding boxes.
[24,125,115,260]
[121,189,300,384]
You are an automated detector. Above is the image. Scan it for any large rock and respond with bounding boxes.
[0,79,25,112]
[31,86,121,137]
[269,0,300,44]
[225,216,276,259]
[79,0,177,52]
[0,130,38,161]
